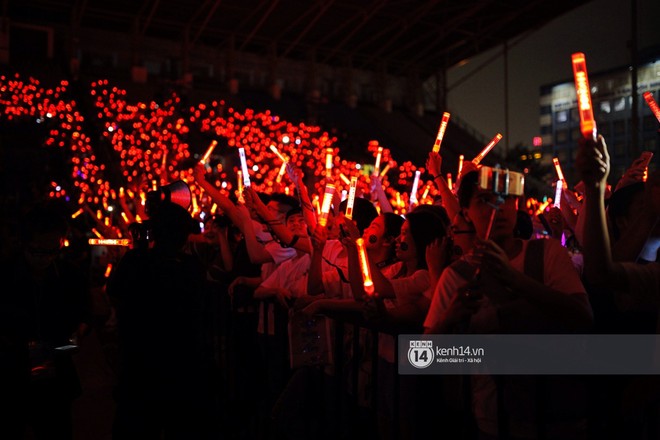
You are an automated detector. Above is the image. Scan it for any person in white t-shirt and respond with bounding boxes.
[424,170,593,440]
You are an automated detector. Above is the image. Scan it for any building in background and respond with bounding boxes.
[540,54,660,185]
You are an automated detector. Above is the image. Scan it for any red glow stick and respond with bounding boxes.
[432,112,451,153]
[421,183,431,203]
[237,170,245,204]
[643,92,660,123]
[472,133,503,165]
[379,163,391,177]
[345,177,358,220]
[447,173,453,191]
[88,238,131,246]
[356,237,375,296]
[199,140,218,163]
[374,146,383,176]
[276,162,287,183]
[457,155,464,179]
[318,184,336,227]
[269,144,289,163]
[571,52,597,141]
[325,147,333,175]
[552,157,566,183]
[535,200,551,216]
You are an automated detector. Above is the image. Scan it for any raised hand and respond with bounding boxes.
[426,152,442,178]
[615,152,649,191]
[575,135,610,190]
[311,223,328,252]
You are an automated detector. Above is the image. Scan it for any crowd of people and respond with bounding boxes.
[2,124,660,440]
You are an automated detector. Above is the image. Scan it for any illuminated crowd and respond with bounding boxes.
[1,67,660,440]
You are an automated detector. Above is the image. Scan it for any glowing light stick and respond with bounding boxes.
[325,148,333,178]
[88,238,131,246]
[535,200,551,216]
[104,264,113,278]
[200,140,218,164]
[379,163,391,178]
[552,157,566,183]
[191,194,199,216]
[421,183,431,203]
[71,208,83,219]
[339,173,351,185]
[447,173,453,191]
[356,238,375,296]
[472,133,503,165]
[237,170,245,204]
[238,147,251,187]
[432,112,451,153]
[571,52,597,141]
[643,92,660,123]
[408,170,421,209]
[91,228,103,239]
[458,155,464,178]
[553,179,563,208]
[121,212,130,224]
[374,146,383,176]
[318,184,336,227]
[345,177,358,220]
[269,144,289,163]
[276,162,287,183]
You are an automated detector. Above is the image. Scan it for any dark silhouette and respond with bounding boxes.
[107,201,217,439]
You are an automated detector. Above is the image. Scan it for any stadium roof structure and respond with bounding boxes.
[7,0,591,78]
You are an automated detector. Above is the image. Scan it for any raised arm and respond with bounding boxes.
[575,135,628,290]
[244,186,311,254]
[426,152,459,221]
[287,163,317,231]
[369,175,393,213]
[234,203,274,265]
[191,162,241,227]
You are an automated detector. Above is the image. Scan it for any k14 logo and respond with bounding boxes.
[408,340,434,368]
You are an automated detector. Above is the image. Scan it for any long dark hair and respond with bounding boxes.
[405,210,447,270]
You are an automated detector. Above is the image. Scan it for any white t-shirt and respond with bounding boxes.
[257,245,337,335]
[379,261,432,363]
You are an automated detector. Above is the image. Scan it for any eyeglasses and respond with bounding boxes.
[449,226,476,236]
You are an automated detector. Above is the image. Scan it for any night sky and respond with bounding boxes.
[446,0,660,153]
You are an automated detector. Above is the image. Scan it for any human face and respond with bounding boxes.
[395,220,416,262]
[362,215,386,249]
[464,188,518,241]
[267,201,290,223]
[286,213,308,237]
[448,212,476,259]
